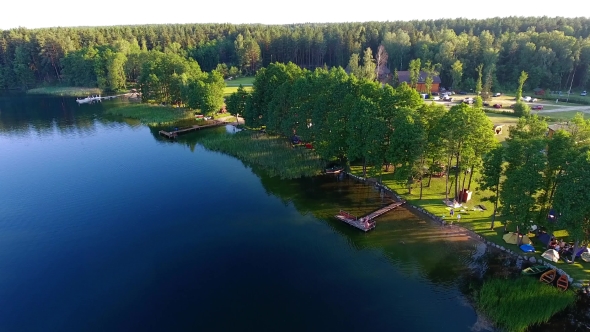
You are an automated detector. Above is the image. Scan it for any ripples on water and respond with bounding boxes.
[0,96,485,331]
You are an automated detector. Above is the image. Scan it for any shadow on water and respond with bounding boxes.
[3,96,587,331]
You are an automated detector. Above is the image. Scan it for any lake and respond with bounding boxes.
[0,95,488,331]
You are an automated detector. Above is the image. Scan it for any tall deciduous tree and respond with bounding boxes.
[451,60,463,91]
[553,150,590,263]
[362,47,376,81]
[408,58,421,89]
[475,64,483,95]
[516,70,528,101]
[500,136,547,236]
[375,45,388,82]
[478,145,504,229]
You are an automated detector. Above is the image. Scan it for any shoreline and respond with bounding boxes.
[345,172,583,288]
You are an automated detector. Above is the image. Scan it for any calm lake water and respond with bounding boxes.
[0,95,488,331]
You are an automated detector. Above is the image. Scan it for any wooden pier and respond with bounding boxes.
[158,120,230,139]
[335,201,406,232]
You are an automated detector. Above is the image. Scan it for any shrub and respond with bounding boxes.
[512,102,531,117]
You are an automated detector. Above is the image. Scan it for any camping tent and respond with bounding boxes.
[503,232,532,245]
[542,249,560,262]
[576,247,590,257]
[537,233,552,247]
[520,244,535,252]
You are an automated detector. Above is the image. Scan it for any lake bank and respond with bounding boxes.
[345,172,587,332]
[26,86,103,97]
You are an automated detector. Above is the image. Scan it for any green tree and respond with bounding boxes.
[500,136,547,236]
[451,60,463,91]
[361,47,376,81]
[409,59,421,89]
[226,85,250,117]
[478,145,504,229]
[516,70,528,101]
[553,150,590,263]
[346,53,361,78]
[475,64,483,95]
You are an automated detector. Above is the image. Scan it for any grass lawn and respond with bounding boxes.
[539,111,590,121]
[223,86,253,96]
[349,165,590,284]
[27,86,102,97]
[225,76,254,87]
[485,113,522,143]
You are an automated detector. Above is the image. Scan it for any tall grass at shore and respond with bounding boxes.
[476,277,576,332]
[105,104,192,124]
[198,131,325,179]
[27,86,102,97]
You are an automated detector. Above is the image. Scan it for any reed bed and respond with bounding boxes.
[476,277,576,332]
[26,86,102,97]
[198,131,326,179]
[105,104,192,124]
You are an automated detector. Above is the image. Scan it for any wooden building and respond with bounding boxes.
[396,71,441,93]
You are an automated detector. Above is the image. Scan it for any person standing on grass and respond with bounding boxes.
[457,214,461,223]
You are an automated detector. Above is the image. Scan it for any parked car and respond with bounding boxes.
[458,91,468,95]
[532,105,544,110]
[493,92,502,97]
[522,96,532,102]
[483,102,490,106]
[530,98,538,102]
[493,104,502,108]
[442,96,453,101]
[582,91,588,96]
[432,96,440,101]
[463,98,473,104]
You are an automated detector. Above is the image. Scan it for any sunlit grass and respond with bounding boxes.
[350,165,590,283]
[476,277,576,332]
[198,131,326,179]
[104,104,192,124]
[224,76,254,87]
[27,86,102,97]
[223,86,253,96]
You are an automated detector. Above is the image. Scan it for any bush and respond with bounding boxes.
[512,102,531,117]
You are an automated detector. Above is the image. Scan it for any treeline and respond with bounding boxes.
[2,17,590,91]
[230,63,590,261]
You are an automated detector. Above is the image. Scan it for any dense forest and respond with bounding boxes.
[2,17,590,92]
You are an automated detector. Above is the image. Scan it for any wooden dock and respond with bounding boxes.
[335,201,405,232]
[158,120,230,139]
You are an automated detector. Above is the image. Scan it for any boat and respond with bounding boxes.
[539,269,557,284]
[76,95,102,104]
[325,166,344,174]
[556,274,569,291]
[522,265,550,276]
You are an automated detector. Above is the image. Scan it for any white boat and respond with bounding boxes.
[76,95,102,104]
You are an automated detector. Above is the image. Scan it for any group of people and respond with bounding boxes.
[549,237,574,257]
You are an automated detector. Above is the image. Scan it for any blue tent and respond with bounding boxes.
[537,233,552,247]
[520,244,535,252]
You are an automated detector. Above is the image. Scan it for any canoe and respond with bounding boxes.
[522,265,550,276]
[540,269,557,284]
[556,274,569,291]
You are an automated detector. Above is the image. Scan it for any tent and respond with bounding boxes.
[520,244,535,252]
[542,249,560,262]
[537,233,552,247]
[581,252,590,263]
[576,247,590,257]
[503,232,532,245]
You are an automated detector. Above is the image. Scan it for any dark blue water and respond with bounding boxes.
[0,95,485,331]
